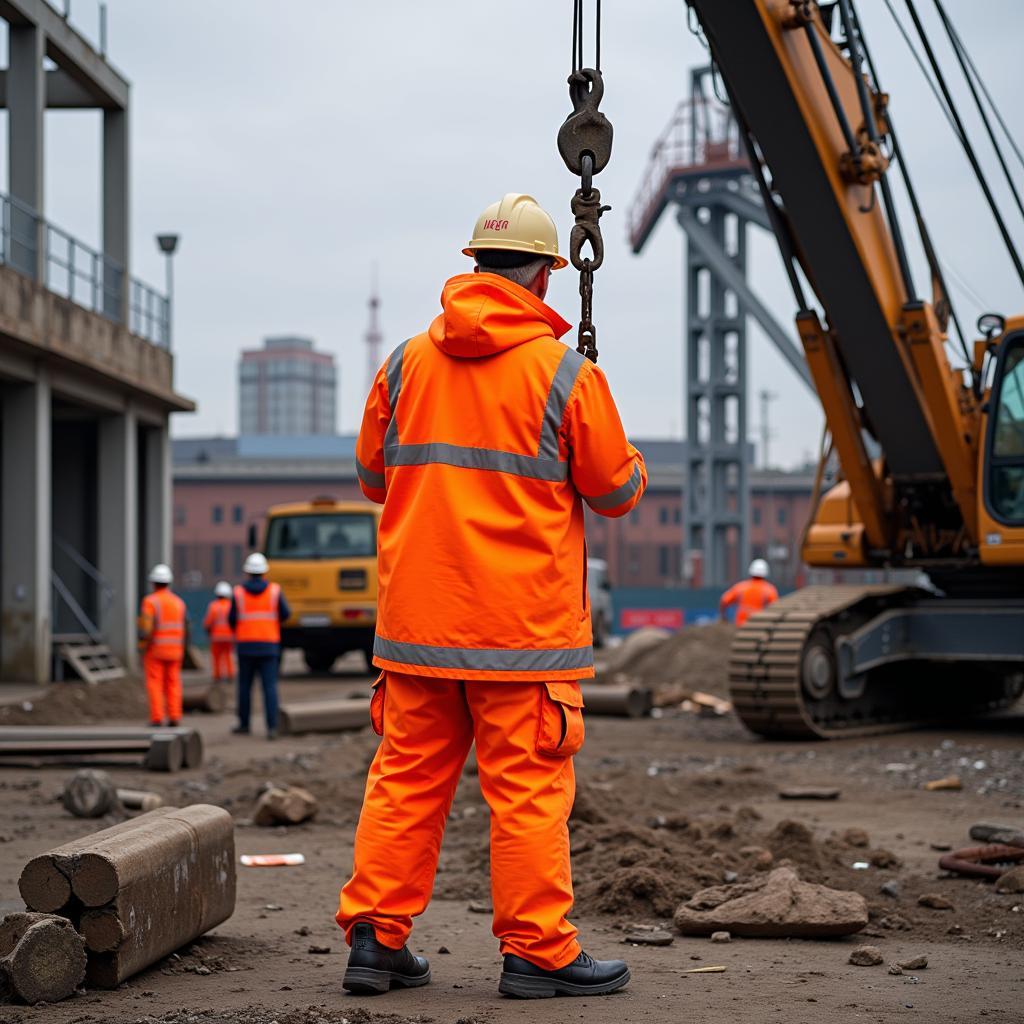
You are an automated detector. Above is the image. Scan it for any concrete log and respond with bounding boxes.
[278,697,370,736]
[77,805,235,986]
[19,809,176,913]
[0,912,86,1005]
[182,679,226,713]
[580,684,653,718]
[116,788,163,812]
[0,727,202,769]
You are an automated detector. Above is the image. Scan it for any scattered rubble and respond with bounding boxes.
[848,945,883,966]
[710,931,731,943]
[779,787,841,801]
[674,867,868,938]
[924,776,962,791]
[898,955,928,970]
[253,784,318,827]
[918,893,954,910]
[623,928,673,947]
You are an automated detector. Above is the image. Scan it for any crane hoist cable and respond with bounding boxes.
[932,0,1024,227]
[558,0,613,364]
[902,0,1024,289]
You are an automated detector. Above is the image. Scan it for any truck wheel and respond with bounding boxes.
[303,649,336,674]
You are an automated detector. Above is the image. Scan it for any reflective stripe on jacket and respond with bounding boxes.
[204,597,234,642]
[234,583,282,644]
[721,577,779,627]
[141,588,186,661]
[356,272,646,681]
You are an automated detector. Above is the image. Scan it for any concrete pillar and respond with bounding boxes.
[0,372,52,683]
[142,423,171,571]
[102,108,130,323]
[97,408,138,668]
[7,21,45,280]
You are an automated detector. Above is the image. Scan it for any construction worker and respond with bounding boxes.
[229,552,290,739]
[137,563,187,727]
[203,581,235,682]
[719,558,779,626]
[338,194,646,999]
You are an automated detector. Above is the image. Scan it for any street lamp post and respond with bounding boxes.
[156,234,179,347]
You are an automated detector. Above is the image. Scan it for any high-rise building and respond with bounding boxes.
[239,336,337,436]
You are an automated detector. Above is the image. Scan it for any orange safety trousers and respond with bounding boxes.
[144,652,182,723]
[337,672,584,970]
[210,641,235,681]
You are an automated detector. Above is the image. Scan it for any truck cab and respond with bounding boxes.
[257,497,380,672]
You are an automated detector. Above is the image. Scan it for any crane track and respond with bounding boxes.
[729,584,952,739]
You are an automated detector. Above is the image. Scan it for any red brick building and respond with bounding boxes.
[172,437,815,590]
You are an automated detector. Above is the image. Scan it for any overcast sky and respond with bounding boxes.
[12,0,1024,467]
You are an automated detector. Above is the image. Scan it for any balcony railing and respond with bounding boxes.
[0,190,170,348]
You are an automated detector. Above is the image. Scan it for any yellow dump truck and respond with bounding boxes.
[252,497,381,672]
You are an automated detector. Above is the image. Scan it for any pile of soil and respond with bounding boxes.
[597,621,736,701]
[0,677,150,725]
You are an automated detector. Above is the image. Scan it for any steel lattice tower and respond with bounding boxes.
[629,67,814,587]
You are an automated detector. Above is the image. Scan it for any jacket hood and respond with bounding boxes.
[244,578,268,594]
[428,273,572,358]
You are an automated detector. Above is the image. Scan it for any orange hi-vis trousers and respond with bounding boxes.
[144,653,182,724]
[337,672,584,970]
[210,641,235,681]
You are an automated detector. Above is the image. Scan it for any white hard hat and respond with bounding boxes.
[215,580,232,598]
[243,552,269,575]
[748,558,770,579]
[148,563,173,584]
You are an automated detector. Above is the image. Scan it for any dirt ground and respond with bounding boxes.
[1,647,1023,1024]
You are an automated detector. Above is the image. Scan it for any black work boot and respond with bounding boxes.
[499,950,630,998]
[342,921,431,995]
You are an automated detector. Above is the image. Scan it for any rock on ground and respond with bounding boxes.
[252,785,318,827]
[849,945,883,966]
[673,867,868,938]
[995,866,1024,894]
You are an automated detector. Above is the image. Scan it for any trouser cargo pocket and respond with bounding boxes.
[536,681,585,757]
[370,672,386,736]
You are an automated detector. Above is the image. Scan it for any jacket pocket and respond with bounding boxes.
[370,672,386,736]
[536,681,585,757]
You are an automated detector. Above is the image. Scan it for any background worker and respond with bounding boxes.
[204,580,236,683]
[229,552,289,739]
[719,558,779,626]
[338,193,646,999]
[137,563,187,727]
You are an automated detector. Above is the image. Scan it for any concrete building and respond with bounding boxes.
[0,2,192,684]
[238,336,336,436]
[172,437,814,592]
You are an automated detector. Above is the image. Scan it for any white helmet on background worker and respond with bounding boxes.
[215,580,232,598]
[148,563,173,585]
[463,193,568,269]
[748,558,770,579]
[243,552,269,576]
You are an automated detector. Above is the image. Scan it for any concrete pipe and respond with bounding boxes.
[181,681,226,714]
[579,684,653,718]
[278,698,370,736]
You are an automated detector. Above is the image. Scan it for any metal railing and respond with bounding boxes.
[0,190,170,348]
[627,98,748,249]
[51,535,116,640]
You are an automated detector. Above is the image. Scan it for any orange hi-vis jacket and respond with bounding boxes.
[203,597,233,642]
[139,588,186,661]
[720,576,780,627]
[356,272,647,681]
[233,583,282,644]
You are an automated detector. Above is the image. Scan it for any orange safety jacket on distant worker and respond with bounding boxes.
[203,597,234,642]
[355,272,647,681]
[138,588,186,661]
[720,577,779,627]
[233,583,282,645]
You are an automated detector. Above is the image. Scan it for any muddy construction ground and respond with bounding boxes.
[1,644,1023,1024]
